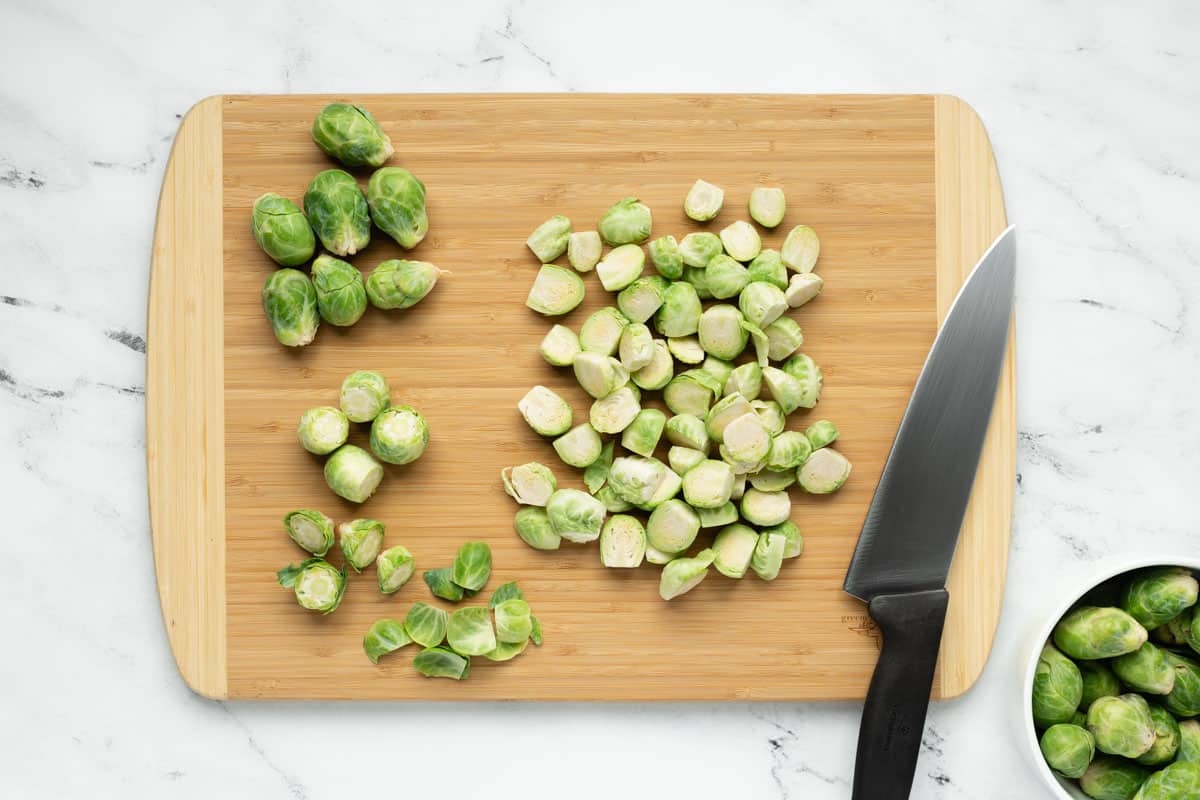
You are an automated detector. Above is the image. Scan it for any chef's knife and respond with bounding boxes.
[844,226,1016,800]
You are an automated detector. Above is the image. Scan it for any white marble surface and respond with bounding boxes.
[2,0,1198,797]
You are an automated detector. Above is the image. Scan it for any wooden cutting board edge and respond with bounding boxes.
[146,94,1012,702]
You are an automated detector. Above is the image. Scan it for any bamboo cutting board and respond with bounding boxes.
[148,94,1012,701]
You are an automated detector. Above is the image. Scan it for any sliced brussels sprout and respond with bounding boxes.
[739,281,788,329]
[751,399,785,435]
[568,230,603,272]
[540,324,581,367]
[786,273,824,308]
[324,444,384,503]
[599,197,652,245]
[527,215,572,262]
[376,545,415,594]
[363,618,412,664]
[660,549,717,600]
[503,463,558,506]
[366,259,442,310]
[446,607,497,656]
[764,520,803,559]
[740,488,791,527]
[1079,757,1151,800]
[683,266,713,300]
[649,235,684,280]
[618,277,669,323]
[405,601,449,647]
[1166,650,1200,718]
[668,445,707,476]
[768,431,814,471]
[646,499,701,556]
[518,385,573,437]
[251,193,316,266]
[796,447,852,494]
[553,423,604,468]
[781,225,820,273]
[573,352,629,399]
[720,220,762,262]
[706,254,750,300]
[698,304,749,360]
[622,408,667,457]
[1135,761,1200,799]
[683,179,724,221]
[424,567,465,602]
[1033,644,1084,728]
[595,485,634,513]
[591,386,641,434]
[526,264,586,316]
[1054,607,1149,660]
[748,187,787,229]
[412,646,470,680]
[600,514,647,568]
[706,392,754,443]
[514,506,562,550]
[654,281,703,337]
[682,459,735,509]
[340,370,389,423]
[762,365,807,414]
[1113,642,1175,695]
[750,469,796,492]
[746,249,788,290]
[679,232,723,268]
[619,323,656,372]
[664,369,722,417]
[304,169,371,256]
[806,420,839,450]
[1122,567,1200,629]
[297,406,349,455]
[311,102,393,168]
[546,488,607,543]
[338,519,385,572]
[781,354,823,408]
[283,509,335,556]
[452,541,492,592]
[719,412,772,473]
[1087,694,1156,759]
[311,254,368,326]
[764,317,804,361]
[641,463,682,510]
[698,502,738,529]
[645,545,681,566]
[584,440,615,494]
[277,558,347,614]
[262,268,319,347]
[666,413,711,453]
[667,336,706,365]
[608,455,668,505]
[751,530,787,580]
[580,307,630,355]
[1039,724,1096,780]
[367,166,428,249]
[711,523,758,578]
[494,598,533,644]
[370,404,429,465]
[632,340,674,391]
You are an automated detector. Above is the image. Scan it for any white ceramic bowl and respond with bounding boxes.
[1019,554,1200,799]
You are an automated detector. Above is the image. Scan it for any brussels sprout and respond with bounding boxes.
[1080,757,1151,800]
[583,440,615,493]
[514,506,561,550]
[1032,644,1085,727]
[1135,761,1200,799]
[660,548,717,600]
[1073,711,1090,728]
[527,215,572,262]
[262,268,319,347]
[663,336,702,365]
[446,607,497,656]
[645,545,681,566]
[781,354,823,408]
[591,386,641,434]
[304,169,371,256]
[1165,651,1200,717]
[781,225,820,273]
[551,423,602,468]
[765,520,804,559]
[573,352,629,399]
[405,601,449,647]
[494,598,533,643]
[719,412,773,473]
[751,530,787,580]
[721,365,762,404]
[595,485,634,513]
[367,166,428,249]
[649,235,684,280]
[451,541,492,592]
[568,230,603,272]
[666,413,711,453]
[599,197,652,245]
[277,558,347,614]
[338,518,385,572]
[501,462,558,511]
[518,385,573,437]
[1055,607,1150,660]
[607,456,668,505]
[1080,661,1123,709]
[1122,567,1200,629]
[698,304,749,360]
[424,567,465,601]
[706,255,751,300]
[796,447,852,494]
[760,366,803,415]
[786,273,825,308]
[683,179,724,221]
[1136,705,1180,766]
[664,369,722,416]
[699,502,739,529]
[632,340,674,390]
[720,220,762,262]
[751,399,785,436]
[489,581,524,608]
[619,323,656,372]
[1088,694,1156,759]
[705,393,755,443]
[739,281,788,329]
[581,307,630,356]
[484,639,530,662]
[366,259,442,310]
[750,469,796,492]
[748,187,787,229]
[297,406,349,455]
[1180,720,1200,763]
[622,409,667,457]
[742,319,770,367]
[679,232,723,268]
[324,444,384,503]
[251,193,316,266]
[806,420,839,450]
[765,317,804,361]
[619,277,669,323]
[740,488,791,527]
[767,431,813,471]
[376,546,415,594]
[310,102,394,168]
[527,264,586,316]
[310,254,368,326]
[642,463,682,510]
[699,356,734,388]
[1040,724,1096,779]
[600,514,647,568]
[1153,608,1192,647]
[683,266,714,300]
[711,523,758,578]
[645,499,701,553]
[668,446,707,476]
[546,488,606,543]
[363,618,412,664]
[370,404,429,465]
[1114,643,1176,695]
[655,281,703,338]
[540,324,581,367]
[682,459,736,509]
[745,249,787,291]
[413,646,470,680]
[340,370,390,423]
[283,509,335,556]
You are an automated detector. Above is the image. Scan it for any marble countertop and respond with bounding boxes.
[3,1,1197,797]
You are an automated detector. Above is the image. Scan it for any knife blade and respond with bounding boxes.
[845,225,1016,800]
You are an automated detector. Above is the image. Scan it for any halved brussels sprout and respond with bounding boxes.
[297,406,349,455]
[751,530,787,580]
[599,197,652,245]
[608,456,669,506]
[514,507,561,550]
[553,423,604,468]
[679,232,724,268]
[251,193,315,266]
[664,369,722,416]
[618,277,669,323]
[580,307,629,355]
[684,179,723,221]
[781,225,820,273]
[748,187,786,229]
[660,549,716,600]
[740,281,788,329]
[1054,607,1149,660]
[698,502,738,528]
[765,317,804,361]
[424,568,465,602]
[781,354,823,408]
[646,499,701,556]
[494,598,533,643]
[413,647,470,680]
[706,392,755,443]
[764,520,804,559]
[619,323,655,371]
[304,169,370,256]
[367,166,428,249]
[262,268,319,347]
[768,431,814,471]
[546,488,607,543]
[786,273,824,308]
[668,445,707,476]
[452,541,492,592]
[541,324,581,366]
[1122,567,1200,629]
[363,618,411,664]
[706,354,742,385]
[370,404,429,465]
[502,462,557,506]
[527,215,572,262]
[641,463,682,510]
[573,352,629,399]
[665,413,710,453]
[600,514,647,568]
[698,304,749,360]
[277,558,346,613]
[622,408,667,457]
[762,365,807,414]
[1114,642,1175,695]
[645,545,681,566]
[447,607,497,656]
[731,474,747,500]
[649,235,684,280]
[405,602,449,647]
[284,509,335,556]
[796,447,851,494]
[324,444,384,503]
[584,440,615,493]
[683,266,713,300]
[340,370,389,423]
[632,340,674,390]
[1087,694,1156,759]
[724,362,763,401]
[311,102,393,168]
[751,399,785,435]
[339,518,385,572]
[518,385,573,436]
[719,412,772,473]
[712,523,758,578]
[568,230,603,272]
[595,485,634,513]
[311,254,367,326]
[1039,724,1096,779]
[720,220,762,262]
[655,281,703,337]
[749,469,796,492]
[667,336,706,364]
[806,420,839,450]
[706,255,750,300]
[377,545,415,594]
[1033,644,1084,728]
[746,249,788,290]
[527,265,586,316]
[366,259,442,310]
[682,459,735,509]
[590,386,641,434]
[740,488,791,527]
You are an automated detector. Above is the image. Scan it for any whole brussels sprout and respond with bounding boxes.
[1087,694,1157,759]
[1180,720,1200,763]
[1072,711,1088,728]
[598,197,652,245]
[367,167,428,249]
[251,193,315,266]
[1080,661,1122,709]
[1121,567,1199,629]
[1079,757,1151,800]
[1134,761,1200,800]
[370,405,429,465]
[1135,705,1180,766]
[1040,723,1096,779]
[1054,606,1149,660]
[366,259,442,310]
[1033,644,1084,728]
[1113,642,1175,695]
[262,268,319,347]
[1152,608,1193,647]
[1165,650,1200,718]
[303,169,371,256]
[311,102,394,168]
[311,254,367,326]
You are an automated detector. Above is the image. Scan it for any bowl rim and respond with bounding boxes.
[1021,553,1200,799]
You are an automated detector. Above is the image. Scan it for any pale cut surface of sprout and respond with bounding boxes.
[698,502,738,528]
[622,409,666,457]
[698,304,749,360]
[667,336,706,365]
[580,307,629,356]
[684,179,724,221]
[552,423,604,468]
[646,499,701,553]
[632,339,674,390]
[284,509,334,556]
[659,549,716,600]
[668,446,707,476]
[720,220,762,262]
[765,520,803,559]
[797,448,852,494]
[725,362,762,400]
[786,273,824,307]
[642,464,682,509]
[584,440,615,493]
[655,281,702,337]
[527,215,572,262]
[608,455,669,505]
[740,488,792,527]
[568,230,603,272]
[595,485,633,513]
[518,385,573,436]
[765,317,804,361]
[514,507,561,550]
[649,235,684,280]
[781,354,823,408]
[541,324,581,366]
[749,187,787,228]
[747,249,788,289]
[297,406,349,455]
[619,323,655,371]
[376,546,415,594]
[702,356,735,387]
[806,420,839,449]
[573,352,629,398]
[739,281,788,328]
[618,278,668,323]
[731,474,747,500]
[600,514,647,568]
[781,225,821,273]
[751,399,784,435]
[340,370,390,423]
[766,431,813,471]
[706,255,750,300]
[712,524,759,578]
[545,488,607,543]
[751,531,787,580]
[339,519,386,572]
[750,469,796,492]
[682,459,736,509]
[501,462,557,506]
[324,444,384,503]
[645,545,680,565]
[663,369,721,417]
[762,365,808,414]
[596,244,646,291]
[719,412,773,473]
[369,405,428,465]
[706,392,754,442]
[527,265,586,316]
[665,413,710,453]
[678,232,723,268]
[590,386,641,434]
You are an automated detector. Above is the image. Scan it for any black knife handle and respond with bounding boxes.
[851,588,950,800]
